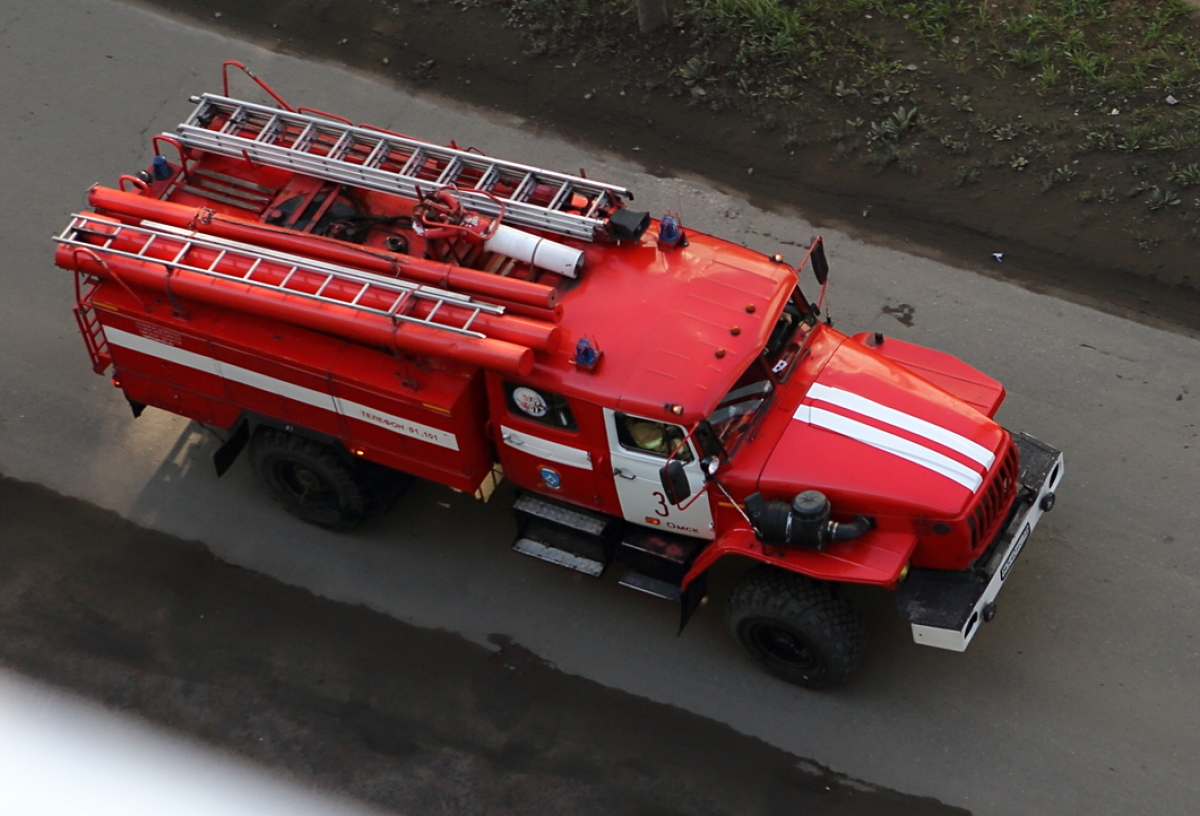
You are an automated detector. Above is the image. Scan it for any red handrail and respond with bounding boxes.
[118,175,150,194]
[222,60,294,111]
[152,135,190,182]
[70,247,152,313]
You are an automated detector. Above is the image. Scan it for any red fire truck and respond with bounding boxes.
[55,64,1062,688]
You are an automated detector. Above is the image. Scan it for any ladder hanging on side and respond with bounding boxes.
[54,214,506,339]
[72,271,113,375]
[169,94,634,243]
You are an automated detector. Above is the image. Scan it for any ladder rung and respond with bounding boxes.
[312,275,334,297]
[475,164,499,192]
[349,283,371,305]
[206,249,228,272]
[548,183,572,211]
[436,156,463,185]
[219,105,246,135]
[510,173,535,202]
[170,241,194,264]
[584,191,611,219]
[293,122,315,152]
[327,131,352,161]
[255,114,281,144]
[362,139,389,169]
[388,291,411,315]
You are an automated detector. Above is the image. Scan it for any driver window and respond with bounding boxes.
[504,382,577,431]
[615,413,693,462]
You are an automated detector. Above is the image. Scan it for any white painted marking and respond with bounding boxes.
[109,326,221,377]
[500,425,592,469]
[806,383,995,468]
[795,404,983,491]
[105,326,459,450]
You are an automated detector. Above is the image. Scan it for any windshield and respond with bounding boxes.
[702,285,813,457]
[704,357,774,456]
[760,284,815,383]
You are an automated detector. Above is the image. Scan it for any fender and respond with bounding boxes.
[851,332,1006,418]
[680,524,920,592]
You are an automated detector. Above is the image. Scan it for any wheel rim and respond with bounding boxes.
[746,620,821,674]
[274,461,339,510]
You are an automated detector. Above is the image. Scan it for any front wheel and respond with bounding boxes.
[249,428,368,530]
[726,566,866,690]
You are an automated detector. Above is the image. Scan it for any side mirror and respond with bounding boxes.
[660,459,691,505]
[700,456,720,480]
[809,237,829,285]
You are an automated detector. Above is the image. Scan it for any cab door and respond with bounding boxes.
[489,377,612,511]
[603,408,714,540]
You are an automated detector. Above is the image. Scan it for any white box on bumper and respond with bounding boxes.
[896,432,1064,652]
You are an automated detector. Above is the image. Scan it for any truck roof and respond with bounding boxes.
[543,231,797,424]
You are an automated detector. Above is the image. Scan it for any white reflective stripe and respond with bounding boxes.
[796,404,983,492]
[336,399,458,450]
[500,425,592,470]
[223,359,337,414]
[806,383,995,469]
[106,326,221,376]
[105,326,459,450]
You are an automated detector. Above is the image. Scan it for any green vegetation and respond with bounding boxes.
[489,0,1200,254]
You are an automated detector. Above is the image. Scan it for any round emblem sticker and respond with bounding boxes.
[513,387,548,417]
[539,466,562,490]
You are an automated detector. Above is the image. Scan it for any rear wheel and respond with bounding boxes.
[249,428,368,530]
[726,566,866,690]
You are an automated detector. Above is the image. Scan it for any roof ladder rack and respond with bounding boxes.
[171,94,634,242]
[54,214,506,339]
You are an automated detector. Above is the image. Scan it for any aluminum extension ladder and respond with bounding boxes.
[55,214,505,339]
[169,94,633,242]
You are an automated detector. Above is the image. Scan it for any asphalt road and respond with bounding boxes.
[1,1,1198,815]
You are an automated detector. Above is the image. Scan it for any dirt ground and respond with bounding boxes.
[129,0,1200,335]
[0,475,965,815]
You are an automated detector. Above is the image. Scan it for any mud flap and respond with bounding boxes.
[678,571,708,635]
[213,419,250,477]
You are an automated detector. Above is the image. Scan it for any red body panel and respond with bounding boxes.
[92,279,494,494]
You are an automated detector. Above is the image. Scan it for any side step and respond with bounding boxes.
[617,571,681,602]
[512,537,605,577]
[511,493,620,577]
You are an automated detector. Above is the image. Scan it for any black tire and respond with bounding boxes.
[249,428,368,530]
[726,566,866,690]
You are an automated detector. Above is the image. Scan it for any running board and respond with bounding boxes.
[512,537,604,577]
[618,571,681,602]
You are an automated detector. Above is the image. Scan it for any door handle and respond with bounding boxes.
[502,433,524,445]
[613,467,636,480]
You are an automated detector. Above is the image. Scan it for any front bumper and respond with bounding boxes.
[896,432,1064,651]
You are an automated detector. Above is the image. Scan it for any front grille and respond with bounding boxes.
[968,439,1019,556]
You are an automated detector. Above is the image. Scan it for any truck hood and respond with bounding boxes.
[758,337,1009,517]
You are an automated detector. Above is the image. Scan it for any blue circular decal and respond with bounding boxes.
[539,466,562,490]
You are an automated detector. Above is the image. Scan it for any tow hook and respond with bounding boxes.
[982,602,998,623]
